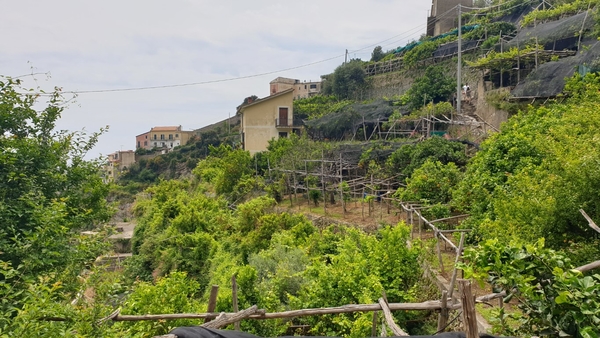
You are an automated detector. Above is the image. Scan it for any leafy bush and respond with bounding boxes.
[405,66,455,110]
[459,239,600,337]
[453,73,600,247]
[321,60,369,100]
[387,136,468,177]
[395,160,463,204]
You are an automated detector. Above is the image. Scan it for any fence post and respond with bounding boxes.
[459,280,478,338]
[372,311,378,337]
[231,276,240,330]
[204,285,219,324]
[437,290,449,332]
[436,233,445,274]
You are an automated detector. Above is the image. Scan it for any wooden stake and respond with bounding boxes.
[436,233,445,274]
[204,285,219,323]
[459,280,478,338]
[437,290,449,333]
[448,233,465,299]
[231,275,240,330]
[372,311,379,337]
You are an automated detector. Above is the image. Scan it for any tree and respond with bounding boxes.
[406,65,454,110]
[321,60,369,100]
[0,76,111,322]
[371,46,385,62]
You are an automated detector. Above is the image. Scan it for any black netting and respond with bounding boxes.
[503,11,594,51]
[433,40,480,58]
[492,2,535,24]
[305,100,403,140]
[511,40,600,97]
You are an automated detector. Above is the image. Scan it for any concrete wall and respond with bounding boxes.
[241,91,293,155]
[136,132,150,149]
[270,77,321,99]
[430,0,473,36]
[475,83,510,131]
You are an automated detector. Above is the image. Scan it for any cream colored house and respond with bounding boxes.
[238,88,299,155]
[137,126,195,150]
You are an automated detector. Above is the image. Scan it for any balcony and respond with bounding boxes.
[276,117,291,128]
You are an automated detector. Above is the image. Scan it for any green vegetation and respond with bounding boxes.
[460,239,600,337]
[321,60,369,100]
[370,46,386,62]
[293,95,354,120]
[0,77,113,334]
[5,4,600,335]
[405,66,455,110]
[386,136,468,177]
[125,173,427,336]
[454,73,600,249]
[521,0,599,27]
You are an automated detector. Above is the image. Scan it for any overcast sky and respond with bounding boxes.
[2,0,431,158]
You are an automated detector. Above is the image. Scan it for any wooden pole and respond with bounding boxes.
[418,210,423,238]
[459,280,478,338]
[321,151,326,215]
[437,290,449,333]
[231,275,240,330]
[340,153,345,215]
[436,233,445,274]
[204,285,219,323]
[305,160,310,207]
[378,298,409,336]
[202,305,258,329]
[448,233,465,299]
[292,158,298,206]
[372,311,379,337]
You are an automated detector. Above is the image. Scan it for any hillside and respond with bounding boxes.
[4,1,600,337]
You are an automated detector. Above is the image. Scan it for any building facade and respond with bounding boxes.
[103,150,136,183]
[238,89,299,155]
[136,126,195,150]
[427,0,473,36]
[270,77,321,100]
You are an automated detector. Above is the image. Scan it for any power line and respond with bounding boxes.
[19,5,471,96]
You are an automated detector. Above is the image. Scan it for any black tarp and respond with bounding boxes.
[168,327,512,338]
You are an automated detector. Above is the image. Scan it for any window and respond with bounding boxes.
[144,141,148,146]
[310,84,317,89]
[160,134,165,140]
[137,141,140,148]
[279,132,288,138]
[175,134,179,138]
[169,134,173,140]
[113,153,118,159]
[154,142,157,146]
[170,143,173,147]
[153,134,157,140]
[162,142,165,147]
[304,85,307,89]
[145,135,148,139]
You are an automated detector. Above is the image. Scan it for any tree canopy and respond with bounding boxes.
[0,77,111,327]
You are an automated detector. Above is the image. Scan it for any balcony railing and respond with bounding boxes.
[276,118,290,127]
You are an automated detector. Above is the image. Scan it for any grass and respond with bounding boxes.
[476,303,522,335]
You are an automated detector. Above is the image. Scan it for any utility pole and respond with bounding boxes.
[345,49,349,64]
[456,4,462,116]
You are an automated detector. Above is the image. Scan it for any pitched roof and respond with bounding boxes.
[150,126,182,132]
[238,88,294,113]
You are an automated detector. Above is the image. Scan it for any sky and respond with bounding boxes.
[2,0,431,158]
